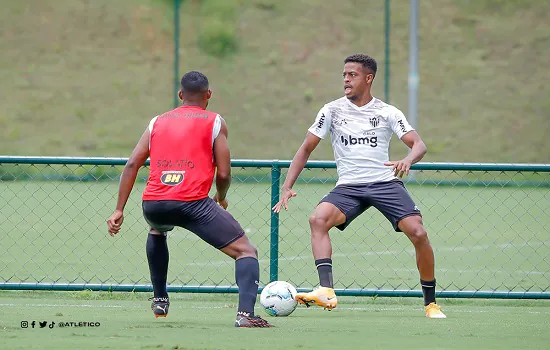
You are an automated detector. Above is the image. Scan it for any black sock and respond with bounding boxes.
[315,258,333,288]
[421,279,436,306]
[235,257,260,316]
[146,233,169,298]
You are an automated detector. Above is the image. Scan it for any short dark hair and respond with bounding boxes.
[180,71,209,93]
[344,54,377,76]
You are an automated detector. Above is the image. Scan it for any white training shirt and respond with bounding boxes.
[308,97,414,185]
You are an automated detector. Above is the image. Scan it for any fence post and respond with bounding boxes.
[269,161,281,282]
[384,0,391,103]
[173,0,181,108]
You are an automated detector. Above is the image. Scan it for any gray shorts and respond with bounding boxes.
[142,198,245,249]
[319,179,421,232]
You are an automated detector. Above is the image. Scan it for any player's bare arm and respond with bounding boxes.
[272,132,321,213]
[384,130,427,178]
[213,117,231,209]
[107,128,150,236]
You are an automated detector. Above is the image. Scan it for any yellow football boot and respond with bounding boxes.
[295,287,338,310]
[425,302,447,319]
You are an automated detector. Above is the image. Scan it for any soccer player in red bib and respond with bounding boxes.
[107,71,273,328]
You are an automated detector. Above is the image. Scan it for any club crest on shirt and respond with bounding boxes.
[369,116,380,128]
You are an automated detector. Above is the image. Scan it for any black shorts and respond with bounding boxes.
[319,179,421,232]
[142,198,245,249]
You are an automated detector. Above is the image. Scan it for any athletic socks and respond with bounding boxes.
[146,233,169,298]
[315,258,334,288]
[235,256,260,316]
[421,279,436,306]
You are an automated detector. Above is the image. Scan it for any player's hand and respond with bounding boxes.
[384,158,413,178]
[106,210,124,237]
[272,187,297,213]
[213,193,228,209]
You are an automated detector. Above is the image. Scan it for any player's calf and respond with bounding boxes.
[220,235,272,327]
[232,256,274,327]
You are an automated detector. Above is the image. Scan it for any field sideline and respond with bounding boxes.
[1,291,549,350]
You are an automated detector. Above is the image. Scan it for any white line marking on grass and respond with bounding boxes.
[1,303,549,315]
[0,303,130,308]
[348,266,548,276]
[328,307,550,315]
[183,241,550,276]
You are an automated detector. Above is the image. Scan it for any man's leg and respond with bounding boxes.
[398,215,446,318]
[295,185,366,310]
[183,198,272,328]
[219,235,261,318]
[309,202,347,288]
[294,202,347,310]
[398,216,435,295]
[219,233,273,327]
[366,180,446,318]
[142,201,174,318]
[146,229,171,318]
[146,229,169,299]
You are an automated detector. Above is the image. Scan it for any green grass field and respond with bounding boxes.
[1,171,549,349]
[1,292,549,349]
[1,173,549,292]
[2,0,549,347]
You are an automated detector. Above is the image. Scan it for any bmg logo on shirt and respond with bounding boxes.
[340,134,378,147]
[160,171,185,186]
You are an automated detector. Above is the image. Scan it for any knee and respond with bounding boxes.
[309,213,331,232]
[249,245,258,258]
[223,236,258,260]
[407,225,429,246]
[240,242,258,259]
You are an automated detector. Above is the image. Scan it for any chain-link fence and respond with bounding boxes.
[1,157,549,299]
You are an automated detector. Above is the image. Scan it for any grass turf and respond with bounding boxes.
[1,292,549,350]
[1,177,548,293]
[1,169,549,349]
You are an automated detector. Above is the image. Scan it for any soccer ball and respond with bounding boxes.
[259,280,298,317]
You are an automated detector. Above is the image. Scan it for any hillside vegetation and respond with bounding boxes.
[1,0,549,163]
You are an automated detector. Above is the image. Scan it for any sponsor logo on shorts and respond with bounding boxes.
[160,171,185,186]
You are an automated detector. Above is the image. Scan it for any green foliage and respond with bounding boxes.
[254,0,277,11]
[196,0,241,58]
[458,0,533,14]
[198,18,238,58]
[1,0,549,162]
[198,0,238,18]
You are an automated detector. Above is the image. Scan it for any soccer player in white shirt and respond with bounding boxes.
[273,54,446,319]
